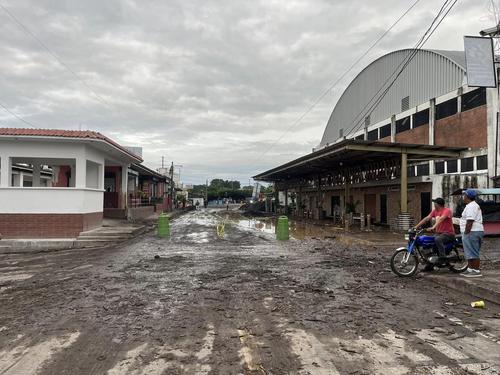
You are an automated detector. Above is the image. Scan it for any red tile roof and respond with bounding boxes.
[0,128,142,161]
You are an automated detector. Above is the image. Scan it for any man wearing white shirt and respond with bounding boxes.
[460,189,484,278]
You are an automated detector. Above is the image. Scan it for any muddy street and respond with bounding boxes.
[1,209,500,374]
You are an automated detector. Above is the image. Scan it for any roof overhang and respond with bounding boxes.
[0,134,142,164]
[254,140,466,182]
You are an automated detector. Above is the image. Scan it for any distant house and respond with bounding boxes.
[0,128,166,239]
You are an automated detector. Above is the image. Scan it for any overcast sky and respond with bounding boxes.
[0,0,496,184]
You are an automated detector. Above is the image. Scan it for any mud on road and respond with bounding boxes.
[1,209,500,374]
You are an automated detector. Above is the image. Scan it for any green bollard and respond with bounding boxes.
[276,216,289,241]
[157,213,170,238]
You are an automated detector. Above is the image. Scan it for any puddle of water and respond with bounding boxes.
[235,218,334,240]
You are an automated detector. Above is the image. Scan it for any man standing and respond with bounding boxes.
[460,189,484,278]
[415,197,455,264]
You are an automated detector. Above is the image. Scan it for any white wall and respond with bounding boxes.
[0,140,106,189]
[0,188,103,213]
[86,160,100,189]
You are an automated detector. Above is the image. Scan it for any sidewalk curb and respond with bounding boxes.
[425,273,500,306]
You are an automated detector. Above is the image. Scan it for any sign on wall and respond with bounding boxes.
[464,36,497,88]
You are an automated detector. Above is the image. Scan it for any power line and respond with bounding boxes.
[0,2,112,108]
[256,0,422,160]
[0,100,38,128]
[344,0,459,139]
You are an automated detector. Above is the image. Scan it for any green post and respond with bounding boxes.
[157,213,170,238]
[276,216,289,241]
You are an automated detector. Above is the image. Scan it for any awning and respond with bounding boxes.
[254,139,466,182]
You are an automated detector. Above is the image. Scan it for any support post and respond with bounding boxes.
[317,175,321,220]
[32,163,41,187]
[121,164,129,210]
[0,155,11,187]
[366,214,371,231]
[284,189,288,215]
[400,153,408,213]
[390,115,396,143]
[75,157,86,188]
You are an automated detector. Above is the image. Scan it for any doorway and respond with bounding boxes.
[380,194,387,224]
[420,192,432,221]
[364,194,377,220]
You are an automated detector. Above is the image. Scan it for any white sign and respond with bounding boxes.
[464,36,496,88]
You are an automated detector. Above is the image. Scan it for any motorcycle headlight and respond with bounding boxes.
[404,234,410,241]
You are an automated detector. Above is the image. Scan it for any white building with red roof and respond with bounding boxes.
[0,128,143,238]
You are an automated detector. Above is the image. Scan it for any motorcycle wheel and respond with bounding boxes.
[449,246,468,273]
[390,248,419,277]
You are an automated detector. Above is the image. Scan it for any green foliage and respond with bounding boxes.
[190,179,251,202]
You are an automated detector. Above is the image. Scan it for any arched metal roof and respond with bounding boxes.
[320,49,466,146]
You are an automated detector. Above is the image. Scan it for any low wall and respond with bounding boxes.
[104,208,127,219]
[128,206,154,220]
[0,212,102,239]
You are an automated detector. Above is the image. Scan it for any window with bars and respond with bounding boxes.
[447,159,458,173]
[401,96,410,112]
[435,98,458,120]
[413,109,429,128]
[379,124,391,138]
[416,163,430,176]
[462,88,486,112]
[477,155,488,170]
[367,129,378,141]
[435,161,445,174]
[461,157,474,172]
[395,116,410,133]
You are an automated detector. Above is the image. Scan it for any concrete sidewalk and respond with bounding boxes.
[423,238,500,305]
[425,270,500,306]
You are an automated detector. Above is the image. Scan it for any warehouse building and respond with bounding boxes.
[255,48,497,230]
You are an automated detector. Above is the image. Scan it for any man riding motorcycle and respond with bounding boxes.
[414,197,455,268]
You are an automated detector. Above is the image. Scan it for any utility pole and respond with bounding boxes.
[170,162,175,209]
[205,179,208,208]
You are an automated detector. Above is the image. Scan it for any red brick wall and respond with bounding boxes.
[0,212,102,239]
[395,124,429,144]
[435,105,487,148]
[82,212,103,231]
[379,136,391,143]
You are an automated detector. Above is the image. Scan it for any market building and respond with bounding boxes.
[254,48,499,230]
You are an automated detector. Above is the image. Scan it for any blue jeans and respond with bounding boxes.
[462,231,484,260]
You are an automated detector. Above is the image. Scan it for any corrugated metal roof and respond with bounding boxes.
[320,49,466,146]
[0,128,143,161]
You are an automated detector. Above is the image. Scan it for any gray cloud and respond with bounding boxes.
[0,0,494,183]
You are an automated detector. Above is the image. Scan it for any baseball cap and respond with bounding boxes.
[464,189,477,199]
[432,197,445,206]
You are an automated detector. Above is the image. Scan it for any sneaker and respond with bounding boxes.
[461,268,483,278]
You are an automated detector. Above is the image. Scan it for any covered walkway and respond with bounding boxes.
[254,140,465,230]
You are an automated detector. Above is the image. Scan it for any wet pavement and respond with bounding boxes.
[1,208,500,374]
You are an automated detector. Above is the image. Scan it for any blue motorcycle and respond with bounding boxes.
[390,228,468,277]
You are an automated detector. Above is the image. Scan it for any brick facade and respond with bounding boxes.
[0,212,102,239]
[434,105,487,148]
[395,124,429,144]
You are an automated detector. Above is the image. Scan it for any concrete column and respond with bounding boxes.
[121,165,129,209]
[0,155,11,187]
[429,98,436,146]
[400,153,408,213]
[19,172,24,187]
[284,189,288,214]
[297,186,302,217]
[32,163,41,187]
[486,87,499,183]
[390,115,396,143]
[457,87,463,114]
[75,158,87,188]
[317,175,321,220]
